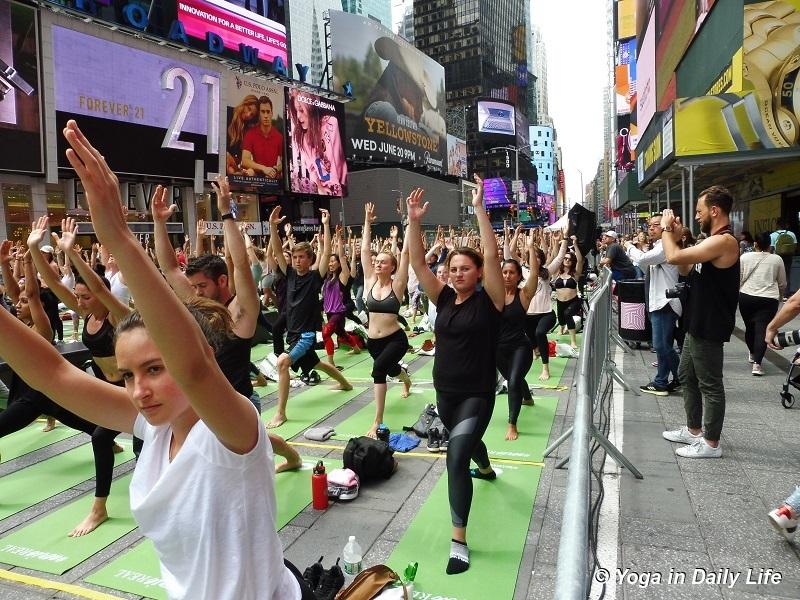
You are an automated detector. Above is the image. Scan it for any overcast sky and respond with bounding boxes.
[391,0,609,206]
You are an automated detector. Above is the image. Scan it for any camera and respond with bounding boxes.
[665,282,689,299]
[773,330,800,349]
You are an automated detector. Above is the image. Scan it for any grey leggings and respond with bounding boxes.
[436,391,494,528]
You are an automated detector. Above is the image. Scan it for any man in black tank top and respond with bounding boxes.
[659,187,740,459]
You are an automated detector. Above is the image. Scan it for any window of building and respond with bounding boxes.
[3,183,32,241]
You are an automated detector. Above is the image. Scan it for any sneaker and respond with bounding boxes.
[327,478,359,501]
[752,363,764,376]
[427,428,441,452]
[307,371,321,385]
[662,426,703,444]
[768,505,798,541]
[418,347,436,356]
[666,379,682,394]
[640,382,668,396]
[316,558,345,600]
[302,556,324,591]
[675,439,722,458]
[651,361,659,368]
[440,429,449,452]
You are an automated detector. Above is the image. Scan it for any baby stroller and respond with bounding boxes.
[780,348,800,409]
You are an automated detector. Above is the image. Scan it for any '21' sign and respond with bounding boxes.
[160,66,220,155]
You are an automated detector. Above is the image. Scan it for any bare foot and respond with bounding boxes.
[366,423,379,439]
[401,381,411,398]
[69,507,108,537]
[538,367,550,382]
[275,451,303,474]
[42,418,56,433]
[347,346,362,355]
[506,424,519,441]
[570,344,579,350]
[266,414,287,429]
[332,382,353,391]
[112,443,124,454]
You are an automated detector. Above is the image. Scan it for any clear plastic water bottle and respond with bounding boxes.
[342,535,363,576]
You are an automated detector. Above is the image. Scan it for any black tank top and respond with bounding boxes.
[686,232,740,342]
[366,282,401,314]
[553,275,577,290]
[497,290,531,348]
[215,334,253,398]
[82,314,115,358]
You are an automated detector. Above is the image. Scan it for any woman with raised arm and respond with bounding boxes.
[526,229,568,381]
[27,216,132,536]
[361,202,412,438]
[554,235,584,349]
[0,121,313,599]
[321,227,363,369]
[497,230,540,441]
[406,176,504,575]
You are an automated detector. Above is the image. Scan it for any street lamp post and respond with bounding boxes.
[577,168,585,206]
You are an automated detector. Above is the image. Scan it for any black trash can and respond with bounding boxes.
[616,279,651,343]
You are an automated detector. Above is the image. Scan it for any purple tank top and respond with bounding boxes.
[322,276,346,314]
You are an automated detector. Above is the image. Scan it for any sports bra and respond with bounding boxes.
[366,282,401,314]
[82,314,116,358]
[553,276,577,290]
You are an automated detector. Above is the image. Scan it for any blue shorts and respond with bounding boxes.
[288,332,319,372]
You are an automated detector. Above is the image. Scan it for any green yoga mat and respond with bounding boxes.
[1,422,82,464]
[333,387,558,462]
[85,455,340,599]
[260,385,366,438]
[0,473,136,574]
[0,443,133,521]
[388,463,543,600]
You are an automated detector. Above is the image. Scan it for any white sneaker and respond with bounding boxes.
[752,363,764,376]
[662,426,703,444]
[675,439,722,458]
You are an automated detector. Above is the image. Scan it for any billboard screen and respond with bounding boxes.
[0,0,42,173]
[636,11,657,137]
[616,39,637,115]
[477,100,516,136]
[483,177,512,207]
[177,0,287,67]
[225,73,285,193]
[285,88,348,197]
[53,26,220,178]
[447,134,467,178]
[617,0,637,39]
[330,11,446,171]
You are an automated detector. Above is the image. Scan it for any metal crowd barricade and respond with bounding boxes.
[552,269,642,600]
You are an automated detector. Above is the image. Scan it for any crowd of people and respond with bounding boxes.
[0,120,797,598]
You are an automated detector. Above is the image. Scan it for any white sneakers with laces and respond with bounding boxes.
[751,363,764,376]
[675,439,722,458]
[662,426,703,444]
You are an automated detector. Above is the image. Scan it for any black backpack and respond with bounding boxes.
[343,437,397,482]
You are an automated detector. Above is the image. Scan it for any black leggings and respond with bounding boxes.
[525,312,556,365]
[367,328,408,383]
[738,292,779,365]
[556,297,581,331]
[272,312,286,356]
[497,343,533,425]
[0,394,117,498]
[436,391,494,528]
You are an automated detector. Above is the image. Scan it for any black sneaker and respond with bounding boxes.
[427,428,441,452]
[640,382,668,396]
[666,379,682,394]
[316,558,345,600]
[307,371,321,385]
[440,429,449,452]
[302,556,324,591]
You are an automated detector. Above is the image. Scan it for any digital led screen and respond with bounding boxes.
[225,73,285,193]
[330,11,447,171]
[477,100,516,137]
[285,88,348,197]
[53,26,220,178]
[0,0,42,173]
[447,134,467,178]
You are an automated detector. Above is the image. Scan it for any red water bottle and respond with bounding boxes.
[312,461,328,510]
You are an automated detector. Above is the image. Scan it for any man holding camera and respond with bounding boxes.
[638,214,682,396]
[659,187,740,458]
[766,288,800,350]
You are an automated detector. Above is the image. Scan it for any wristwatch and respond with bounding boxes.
[664,226,673,232]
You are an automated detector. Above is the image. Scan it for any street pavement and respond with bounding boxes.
[0,310,798,599]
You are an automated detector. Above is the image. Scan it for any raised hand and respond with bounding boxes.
[389,225,398,239]
[62,121,128,243]
[211,175,232,216]
[319,208,330,225]
[405,188,428,222]
[150,185,176,224]
[196,218,206,237]
[283,222,292,236]
[27,215,50,249]
[53,217,78,253]
[269,205,285,225]
[0,240,11,264]
[471,174,484,208]
[365,202,377,223]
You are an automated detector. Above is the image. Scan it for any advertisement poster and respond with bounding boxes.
[447,134,467,178]
[53,26,220,178]
[285,88,348,197]
[330,10,447,171]
[225,73,285,192]
[636,11,657,139]
[0,0,42,173]
[477,99,516,136]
